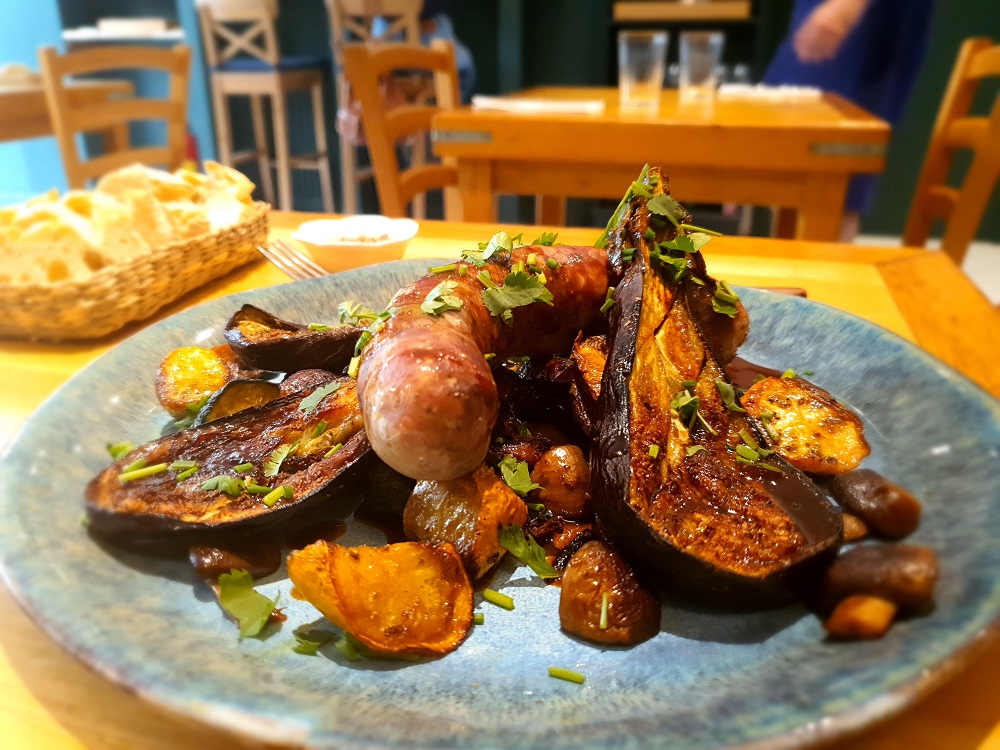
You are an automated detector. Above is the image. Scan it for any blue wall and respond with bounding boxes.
[0,0,68,203]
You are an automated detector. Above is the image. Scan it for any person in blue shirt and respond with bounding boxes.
[418,1,477,103]
[765,0,934,241]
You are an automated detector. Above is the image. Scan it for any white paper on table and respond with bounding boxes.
[471,95,606,115]
[717,84,822,100]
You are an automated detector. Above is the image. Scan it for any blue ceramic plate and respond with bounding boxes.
[1,260,998,750]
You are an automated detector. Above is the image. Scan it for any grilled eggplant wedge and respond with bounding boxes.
[224,304,361,374]
[86,378,374,547]
[592,169,842,604]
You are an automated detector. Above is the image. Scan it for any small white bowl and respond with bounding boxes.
[291,215,419,273]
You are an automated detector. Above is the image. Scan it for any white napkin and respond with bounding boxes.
[471,95,606,115]
[717,84,822,100]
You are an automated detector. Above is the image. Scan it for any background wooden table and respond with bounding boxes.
[1,214,998,749]
[432,87,889,240]
[0,79,133,143]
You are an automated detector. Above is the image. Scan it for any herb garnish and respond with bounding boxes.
[174,395,210,429]
[715,378,747,413]
[262,485,293,507]
[292,628,333,656]
[299,382,341,415]
[480,270,554,324]
[107,441,134,461]
[462,230,515,266]
[600,592,610,630]
[781,369,796,379]
[596,164,650,249]
[599,286,616,314]
[118,463,168,483]
[308,323,331,332]
[532,231,559,246]
[337,300,380,326]
[420,280,464,316]
[217,569,278,639]
[712,280,741,318]
[264,444,294,477]
[648,444,660,459]
[323,443,343,458]
[549,666,585,684]
[474,613,485,625]
[498,525,559,580]
[234,462,254,473]
[483,588,515,610]
[758,411,780,442]
[200,475,245,497]
[671,388,718,436]
[687,445,706,457]
[497,455,541,497]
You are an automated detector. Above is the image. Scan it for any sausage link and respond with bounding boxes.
[358,244,610,480]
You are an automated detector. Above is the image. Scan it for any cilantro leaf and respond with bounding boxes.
[217,569,279,639]
[531,231,559,246]
[353,309,392,356]
[263,443,294,478]
[715,378,746,413]
[498,525,559,579]
[462,230,515,266]
[337,300,380,326]
[174,395,210,429]
[299,382,341,415]
[419,280,464,316]
[647,194,687,226]
[200,475,245,496]
[292,626,334,655]
[671,390,700,426]
[781,369,797,379]
[712,280,741,318]
[596,164,649,249]
[481,271,554,324]
[497,455,541,497]
[687,445,706,457]
[107,441,134,461]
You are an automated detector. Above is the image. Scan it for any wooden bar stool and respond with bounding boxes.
[325,0,423,216]
[196,0,334,212]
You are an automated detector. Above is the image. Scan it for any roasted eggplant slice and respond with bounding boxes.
[570,334,607,436]
[86,378,373,546]
[193,378,282,426]
[224,304,361,374]
[592,169,842,604]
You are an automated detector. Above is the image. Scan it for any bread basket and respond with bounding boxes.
[0,201,269,342]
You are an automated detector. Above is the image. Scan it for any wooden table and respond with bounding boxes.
[0,79,133,143]
[432,87,890,240]
[2,213,999,750]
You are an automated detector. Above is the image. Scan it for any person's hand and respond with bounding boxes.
[793,0,870,64]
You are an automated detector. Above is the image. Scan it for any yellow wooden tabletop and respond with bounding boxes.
[1,213,998,749]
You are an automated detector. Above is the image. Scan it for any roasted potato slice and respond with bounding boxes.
[403,465,528,580]
[742,376,870,475]
[823,595,897,640]
[156,345,234,418]
[559,541,660,645]
[531,445,593,520]
[287,540,473,656]
[569,334,607,436]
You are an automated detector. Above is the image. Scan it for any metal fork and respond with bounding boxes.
[257,238,328,281]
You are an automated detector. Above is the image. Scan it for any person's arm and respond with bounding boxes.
[793,0,871,64]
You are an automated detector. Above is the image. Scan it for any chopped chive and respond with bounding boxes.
[644,227,656,241]
[244,481,272,494]
[753,373,768,384]
[458,265,468,276]
[546,257,559,270]
[477,270,494,287]
[678,223,723,237]
[549,666,585,684]
[176,467,198,482]
[735,444,759,461]
[738,429,759,451]
[696,411,718,436]
[526,253,537,267]
[234,462,254,473]
[121,457,146,474]
[119,463,168,483]
[599,592,609,630]
[482,588,514,610]
[308,323,331,331]
[648,444,660,459]
[429,263,457,274]
[107,441,134,461]
[262,485,293,507]
[686,445,706,457]
[803,369,814,376]
[348,356,360,379]
[599,285,616,314]
[312,421,328,438]
[680,379,697,388]
[169,460,197,471]
[323,443,343,458]
[484,352,496,362]
[759,462,783,473]
[735,455,754,466]
[781,369,796,379]
[474,613,485,625]
[335,633,359,660]
[622,247,635,262]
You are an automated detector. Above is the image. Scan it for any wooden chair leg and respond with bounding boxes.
[271,87,293,211]
[410,137,426,220]
[310,81,334,213]
[339,138,358,214]
[941,157,998,265]
[250,94,275,205]
[210,86,233,167]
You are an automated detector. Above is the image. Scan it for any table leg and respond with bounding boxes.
[773,208,798,239]
[797,174,849,242]
[458,160,496,223]
[535,196,567,226]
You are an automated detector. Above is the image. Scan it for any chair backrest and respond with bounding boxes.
[196,0,280,68]
[38,45,191,190]
[325,0,422,71]
[903,38,1000,264]
[342,40,459,218]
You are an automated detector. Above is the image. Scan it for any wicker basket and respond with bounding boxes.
[0,201,270,342]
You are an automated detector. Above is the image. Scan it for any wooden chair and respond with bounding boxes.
[38,45,190,189]
[904,38,1000,265]
[325,0,423,215]
[196,0,334,212]
[342,40,461,220]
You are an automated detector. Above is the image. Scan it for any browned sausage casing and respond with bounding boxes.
[358,245,610,480]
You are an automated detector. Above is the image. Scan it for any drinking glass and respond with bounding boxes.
[618,30,668,111]
[679,31,725,102]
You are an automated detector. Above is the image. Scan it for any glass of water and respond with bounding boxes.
[618,30,668,112]
[679,31,725,102]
